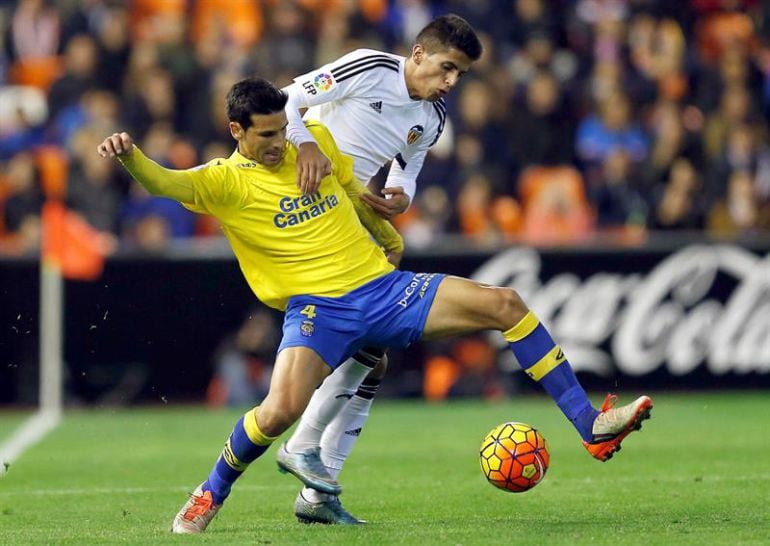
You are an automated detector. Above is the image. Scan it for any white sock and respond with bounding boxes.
[302,486,333,503]
[285,357,371,453]
[300,394,370,505]
[321,393,375,480]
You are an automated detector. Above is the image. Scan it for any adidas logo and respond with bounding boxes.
[344,427,362,437]
[369,101,382,114]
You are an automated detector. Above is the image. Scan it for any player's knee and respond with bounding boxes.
[369,353,388,380]
[491,287,528,330]
[256,400,302,437]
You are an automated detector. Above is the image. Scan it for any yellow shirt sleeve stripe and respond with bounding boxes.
[502,311,540,342]
[524,345,566,381]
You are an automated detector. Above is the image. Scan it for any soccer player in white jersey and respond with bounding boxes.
[279,14,483,525]
[100,76,653,536]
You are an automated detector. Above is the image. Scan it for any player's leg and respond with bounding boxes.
[320,351,386,480]
[286,349,379,454]
[172,346,331,534]
[294,349,386,525]
[422,276,652,460]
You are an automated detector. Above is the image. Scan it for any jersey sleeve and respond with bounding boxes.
[183,159,244,220]
[284,84,316,147]
[384,152,424,207]
[291,49,397,109]
[383,98,447,208]
[284,49,392,149]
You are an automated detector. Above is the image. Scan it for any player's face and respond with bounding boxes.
[409,45,473,101]
[230,111,288,167]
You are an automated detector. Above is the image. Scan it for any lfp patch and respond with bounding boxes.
[313,73,335,92]
[406,125,424,144]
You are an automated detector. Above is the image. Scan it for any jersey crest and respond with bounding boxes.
[406,125,424,145]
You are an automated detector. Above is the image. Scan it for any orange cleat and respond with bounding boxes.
[582,394,653,462]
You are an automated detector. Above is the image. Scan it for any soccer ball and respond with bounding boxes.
[479,422,550,493]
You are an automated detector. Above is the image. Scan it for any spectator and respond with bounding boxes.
[66,128,124,235]
[206,309,279,408]
[47,33,99,119]
[639,99,703,199]
[575,90,648,185]
[707,169,765,237]
[649,157,706,230]
[1,151,44,252]
[589,149,647,228]
[1,0,769,244]
[511,70,576,169]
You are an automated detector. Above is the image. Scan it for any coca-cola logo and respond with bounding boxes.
[472,245,770,377]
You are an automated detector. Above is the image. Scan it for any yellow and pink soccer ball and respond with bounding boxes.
[479,422,550,493]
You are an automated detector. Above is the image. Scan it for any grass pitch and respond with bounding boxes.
[1,392,769,545]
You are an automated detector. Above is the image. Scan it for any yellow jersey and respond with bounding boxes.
[123,123,396,310]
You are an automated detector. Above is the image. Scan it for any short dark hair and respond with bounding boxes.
[415,14,483,61]
[226,77,289,129]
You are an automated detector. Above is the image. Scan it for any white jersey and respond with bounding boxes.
[284,48,447,205]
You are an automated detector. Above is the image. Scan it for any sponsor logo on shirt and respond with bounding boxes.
[406,125,424,144]
[369,101,382,113]
[273,191,340,228]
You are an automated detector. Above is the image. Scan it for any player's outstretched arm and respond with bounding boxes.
[97,132,195,204]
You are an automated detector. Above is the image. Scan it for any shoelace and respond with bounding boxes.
[183,491,215,521]
[600,393,618,412]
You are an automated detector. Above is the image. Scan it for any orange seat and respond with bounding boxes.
[191,0,263,48]
[518,166,594,245]
[8,56,62,92]
[423,355,460,402]
[35,146,69,200]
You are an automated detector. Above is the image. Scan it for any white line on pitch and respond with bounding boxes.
[0,410,60,475]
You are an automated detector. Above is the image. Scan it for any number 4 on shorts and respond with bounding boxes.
[300,305,317,319]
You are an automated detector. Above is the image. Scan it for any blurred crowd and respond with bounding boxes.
[2,0,770,255]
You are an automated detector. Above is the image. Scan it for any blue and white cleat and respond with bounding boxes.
[276,443,342,495]
[294,491,366,525]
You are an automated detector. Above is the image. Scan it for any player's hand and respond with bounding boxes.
[360,187,410,219]
[386,249,403,268]
[97,132,135,158]
[297,142,331,194]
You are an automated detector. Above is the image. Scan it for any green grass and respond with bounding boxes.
[1,393,769,545]
[0,409,33,438]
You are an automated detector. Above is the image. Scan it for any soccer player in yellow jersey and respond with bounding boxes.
[98,77,653,535]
